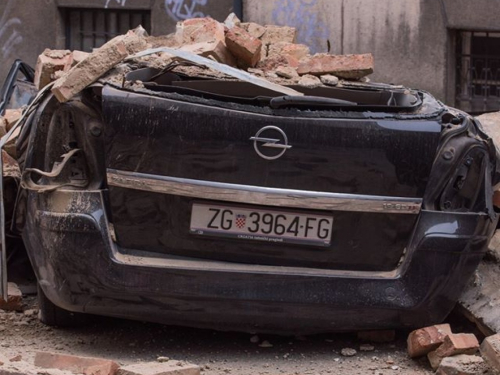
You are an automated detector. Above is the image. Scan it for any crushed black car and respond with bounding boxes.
[1,34,500,335]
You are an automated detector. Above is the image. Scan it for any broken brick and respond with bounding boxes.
[297,53,374,80]
[407,324,452,358]
[357,330,396,343]
[175,17,225,45]
[436,333,480,358]
[435,355,487,375]
[34,49,73,90]
[428,333,480,370]
[117,361,200,375]
[223,12,241,29]
[240,22,266,40]
[260,25,297,45]
[225,26,262,68]
[0,283,22,311]
[257,55,291,72]
[267,42,310,61]
[71,50,90,67]
[34,352,119,375]
[180,41,236,67]
[51,30,147,103]
[480,333,500,373]
[3,108,22,131]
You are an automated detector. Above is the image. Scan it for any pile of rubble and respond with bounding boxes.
[0,351,200,375]
[29,13,374,105]
[407,323,500,374]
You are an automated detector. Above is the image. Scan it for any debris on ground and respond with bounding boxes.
[340,348,357,357]
[407,324,453,358]
[435,354,488,375]
[0,351,201,375]
[118,361,200,375]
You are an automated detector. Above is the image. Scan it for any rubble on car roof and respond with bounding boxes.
[32,13,374,103]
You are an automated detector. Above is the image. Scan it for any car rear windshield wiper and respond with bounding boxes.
[270,95,357,109]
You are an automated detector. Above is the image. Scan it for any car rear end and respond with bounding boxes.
[16,71,500,333]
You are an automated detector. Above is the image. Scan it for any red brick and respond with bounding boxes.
[240,22,266,39]
[297,53,374,80]
[480,333,500,373]
[71,50,90,67]
[180,41,236,67]
[117,361,200,375]
[34,49,73,90]
[260,25,297,45]
[3,109,22,131]
[357,330,396,343]
[175,17,225,45]
[225,26,262,68]
[267,42,310,61]
[407,324,452,358]
[52,30,146,103]
[436,333,479,358]
[257,55,294,72]
[428,333,479,370]
[34,352,119,375]
[0,283,22,311]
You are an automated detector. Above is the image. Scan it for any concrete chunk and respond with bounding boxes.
[34,352,119,375]
[298,74,322,88]
[407,324,452,358]
[480,333,500,373]
[225,26,262,68]
[298,53,374,80]
[51,30,147,103]
[117,361,200,375]
[34,49,73,90]
[320,74,339,86]
[0,283,22,311]
[435,355,487,375]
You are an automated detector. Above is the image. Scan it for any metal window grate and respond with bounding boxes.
[64,8,151,52]
[456,31,500,114]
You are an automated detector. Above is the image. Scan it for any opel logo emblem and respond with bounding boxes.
[249,126,292,160]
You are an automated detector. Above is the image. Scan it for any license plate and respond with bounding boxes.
[190,203,333,246]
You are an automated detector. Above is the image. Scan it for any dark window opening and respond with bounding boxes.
[63,8,151,52]
[456,31,500,114]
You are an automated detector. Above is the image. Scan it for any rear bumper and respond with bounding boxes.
[23,189,497,334]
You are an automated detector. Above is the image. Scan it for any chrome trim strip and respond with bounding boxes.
[107,169,422,214]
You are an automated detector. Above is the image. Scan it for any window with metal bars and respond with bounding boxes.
[456,31,500,114]
[63,8,151,52]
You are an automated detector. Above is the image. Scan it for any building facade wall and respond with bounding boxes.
[244,0,449,102]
